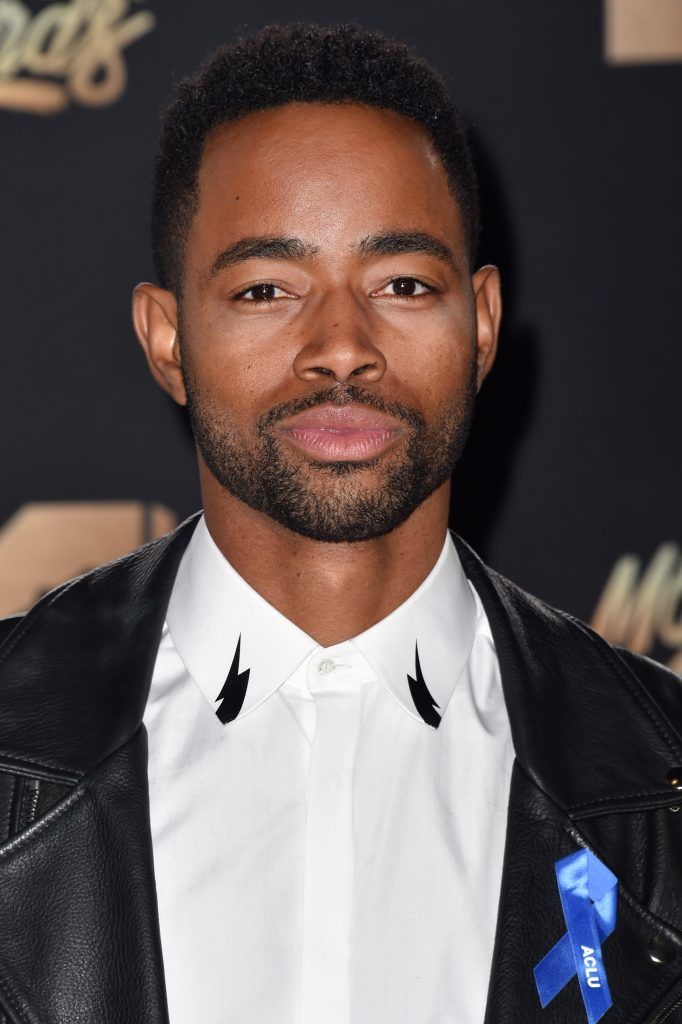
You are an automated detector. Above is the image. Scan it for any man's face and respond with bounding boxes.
[142,102,500,542]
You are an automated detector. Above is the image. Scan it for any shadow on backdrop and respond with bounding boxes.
[450,132,540,559]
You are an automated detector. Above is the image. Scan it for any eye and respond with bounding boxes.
[376,277,434,298]
[233,283,291,303]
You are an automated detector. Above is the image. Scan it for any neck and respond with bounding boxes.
[200,471,451,648]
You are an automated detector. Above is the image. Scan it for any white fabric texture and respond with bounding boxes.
[144,515,515,1023]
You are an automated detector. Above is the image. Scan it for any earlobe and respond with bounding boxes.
[132,283,187,406]
[471,265,502,390]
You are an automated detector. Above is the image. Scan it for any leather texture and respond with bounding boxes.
[0,512,680,1023]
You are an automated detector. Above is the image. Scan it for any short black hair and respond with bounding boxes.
[151,23,479,294]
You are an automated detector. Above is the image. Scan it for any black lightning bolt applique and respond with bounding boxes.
[407,642,441,728]
[215,634,251,724]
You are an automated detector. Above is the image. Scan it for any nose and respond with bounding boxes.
[293,288,387,385]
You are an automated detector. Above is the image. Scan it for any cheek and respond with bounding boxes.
[429,308,478,397]
[388,319,475,414]
[182,302,299,415]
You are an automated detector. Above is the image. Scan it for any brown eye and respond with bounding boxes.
[244,284,278,302]
[379,277,432,298]
[392,277,419,296]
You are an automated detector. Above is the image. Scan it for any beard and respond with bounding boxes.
[183,364,476,544]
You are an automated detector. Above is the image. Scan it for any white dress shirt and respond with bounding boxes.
[144,516,514,1023]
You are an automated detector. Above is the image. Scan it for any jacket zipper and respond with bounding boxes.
[9,777,41,838]
[25,778,40,826]
[654,992,682,1022]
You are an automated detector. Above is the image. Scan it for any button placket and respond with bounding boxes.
[300,647,363,1023]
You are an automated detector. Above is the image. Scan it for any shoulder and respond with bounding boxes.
[0,511,202,640]
[499,572,682,729]
[513,576,682,738]
[455,531,682,738]
[0,514,201,777]
[492,562,682,719]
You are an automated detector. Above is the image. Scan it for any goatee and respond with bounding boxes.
[183,370,476,543]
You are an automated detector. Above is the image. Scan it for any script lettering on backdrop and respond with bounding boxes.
[592,542,682,673]
[0,0,155,114]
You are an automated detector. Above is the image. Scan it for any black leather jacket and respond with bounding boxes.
[0,513,681,1024]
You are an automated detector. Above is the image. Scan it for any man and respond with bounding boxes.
[0,22,680,1024]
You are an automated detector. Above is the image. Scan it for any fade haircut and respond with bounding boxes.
[151,22,480,294]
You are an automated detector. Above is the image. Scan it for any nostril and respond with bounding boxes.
[303,367,334,378]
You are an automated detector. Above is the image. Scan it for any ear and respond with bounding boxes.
[471,265,502,391]
[132,283,186,406]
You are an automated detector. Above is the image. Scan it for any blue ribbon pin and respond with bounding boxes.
[534,849,617,1024]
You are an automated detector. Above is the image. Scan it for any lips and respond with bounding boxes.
[276,405,404,462]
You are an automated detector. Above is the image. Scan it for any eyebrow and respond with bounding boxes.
[207,229,457,279]
[208,236,320,278]
[355,231,457,268]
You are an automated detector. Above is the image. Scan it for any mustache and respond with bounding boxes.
[257,383,426,433]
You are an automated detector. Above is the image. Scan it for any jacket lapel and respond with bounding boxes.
[455,538,682,1022]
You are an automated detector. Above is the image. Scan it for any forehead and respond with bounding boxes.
[189,102,465,260]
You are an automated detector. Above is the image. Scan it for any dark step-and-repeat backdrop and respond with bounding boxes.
[1,1,680,670]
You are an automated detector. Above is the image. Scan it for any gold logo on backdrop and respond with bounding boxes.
[0,0,156,114]
[0,502,176,616]
[604,0,682,65]
[592,542,682,673]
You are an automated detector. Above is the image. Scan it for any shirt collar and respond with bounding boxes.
[166,515,479,728]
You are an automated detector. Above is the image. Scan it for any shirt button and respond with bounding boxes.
[318,659,336,676]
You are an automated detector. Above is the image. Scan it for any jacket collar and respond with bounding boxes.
[0,511,680,814]
[455,535,682,816]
